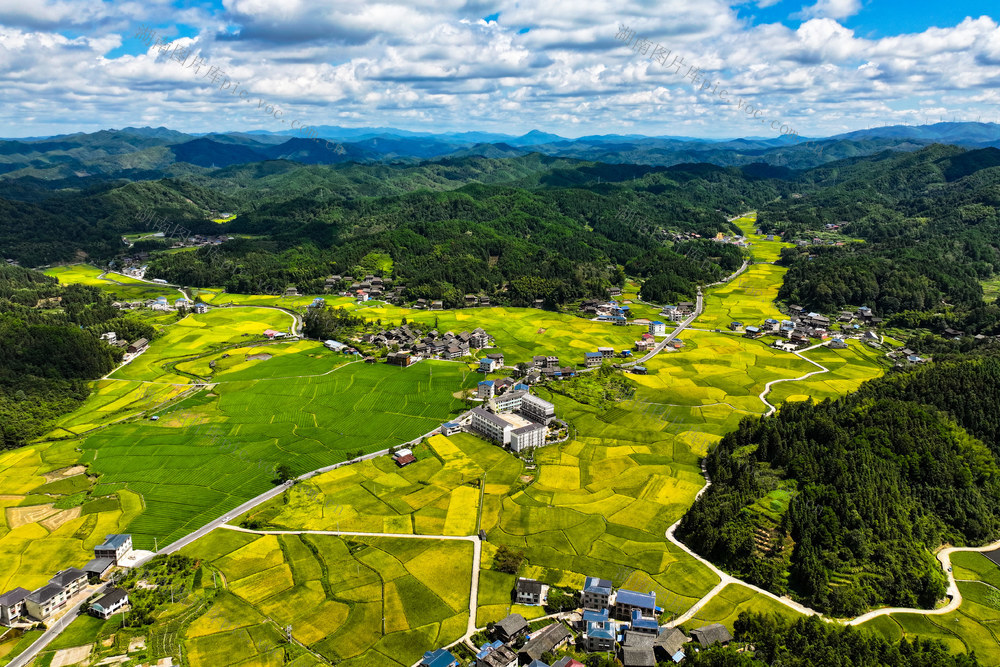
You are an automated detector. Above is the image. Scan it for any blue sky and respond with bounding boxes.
[1,0,999,139]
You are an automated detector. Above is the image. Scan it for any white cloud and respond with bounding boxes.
[791,0,862,21]
[0,1,999,138]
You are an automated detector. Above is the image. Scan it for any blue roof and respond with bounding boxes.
[97,534,130,550]
[587,621,615,640]
[421,648,456,667]
[478,380,495,386]
[443,421,460,428]
[651,321,664,325]
[476,641,503,659]
[514,383,529,390]
[617,589,656,608]
[672,650,686,662]
[584,576,612,594]
[634,366,646,371]
[583,609,609,622]
[585,352,603,358]
[631,609,658,629]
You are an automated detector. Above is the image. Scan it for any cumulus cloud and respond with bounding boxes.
[0,0,999,138]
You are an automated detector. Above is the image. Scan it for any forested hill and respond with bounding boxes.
[677,354,1000,617]
[759,145,1000,330]
[141,157,778,305]
[0,265,155,448]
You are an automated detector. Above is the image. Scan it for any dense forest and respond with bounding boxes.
[677,354,1000,617]
[686,612,981,666]
[759,145,1000,331]
[0,265,155,448]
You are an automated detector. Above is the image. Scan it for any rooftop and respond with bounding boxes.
[0,587,30,606]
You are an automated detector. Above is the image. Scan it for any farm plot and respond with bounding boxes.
[82,361,474,549]
[41,380,190,438]
[248,433,521,536]
[764,340,885,405]
[44,264,179,301]
[110,307,295,383]
[730,213,796,264]
[173,340,343,382]
[694,264,787,331]
[181,532,472,667]
[681,583,802,631]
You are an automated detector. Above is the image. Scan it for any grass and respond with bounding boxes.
[694,263,788,331]
[682,583,802,631]
[44,263,179,301]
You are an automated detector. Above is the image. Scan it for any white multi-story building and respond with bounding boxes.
[519,394,555,425]
[510,422,546,452]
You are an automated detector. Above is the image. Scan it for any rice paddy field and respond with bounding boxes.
[682,583,803,630]
[246,433,521,536]
[109,307,297,383]
[44,264,180,301]
[693,263,788,331]
[731,212,795,264]
[0,439,145,591]
[178,529,472,666]
[173,339,348,382]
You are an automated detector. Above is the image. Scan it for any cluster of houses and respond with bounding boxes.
[99,331,149,357]
[470,384,557,453]
[111,296,209,314]
[360,326,494,366]
[0,535,133,626]
[720,305,883,351]
[579,299,630,325]
[327,274,405,303]
[436,576,733,667]
[658,302,696,322]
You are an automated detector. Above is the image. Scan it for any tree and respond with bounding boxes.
[274,463,293,483]
[493,545,526,574]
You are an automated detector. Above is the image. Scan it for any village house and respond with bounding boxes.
[420,648,459,667]
[621,631,656,667]
[653,628,688,664]
[193,302,209,314]
[691,623,733,647]
[630,609,659,634]
[440,421,462,436]
[581,608,615,652]
[649,321,667,335]
[127,338,148,355]
[0,588,29,626]
[25,567,88,621]
[386,351,415,367]
[584,351,603,367]
[476,640,518,667]
[493,613,528,642]
[519,623,571,664]
[89,588,129,620]
[613,589,656,622]
[514,578,549,606]
[478,380,496,399]
[94,534,132,564]
[393,448,417,467]
[607,286,622,297]
[660,305,682,321]
[581,576,614,610]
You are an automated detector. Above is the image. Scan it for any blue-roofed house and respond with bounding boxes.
[476,639,517,667]
[514,383,530,391]
[420,647,458,667]
[631,608,659,634]
[175,297,190,308]
[193,302,209,314]
[649,321,666,335]
[744,326,762,338]
[614,589,656,621]
[94,534,132,564]
[480,357,499,373]
[632,366,647,375]
[582,607,615,652]
[581,576,614,610]
[477,380,496,400]
[584,351,604,367]
[441,421,462,436]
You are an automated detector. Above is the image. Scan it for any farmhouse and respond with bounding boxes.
[493,613,528,642]
[653,628,688,664]
[25,567,87,621]
[386,352,415,367]
[581,608,615,652]
[630,609,659,634]
[515,578,549,606]
[519,622,571,663]
[584,351,603,367]
[660,305,682,321]
[420,648,458,667]
[621,631,656,667]
[193,302,209,314]
[614,589,656,621]
[127,338,148,354]
[83,557,115,582]
[393,449,417,467]
[478,380,496,399]
[476,640,517,667]
[90,588,128,619]
[649,321,666,335]
[691,623,733,647]
[0,588,29,626]
[441,421,462,436]
[581,576,614,610]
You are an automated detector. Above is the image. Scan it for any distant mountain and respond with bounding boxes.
[169,138,269,168]
[505,129,567,146]
[829,122,1000,147]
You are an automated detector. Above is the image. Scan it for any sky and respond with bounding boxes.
[1,0,999,140]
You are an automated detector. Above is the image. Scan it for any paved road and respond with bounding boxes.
[8,583,110,667]
[623,288,704,367]
[757,341,831,416]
